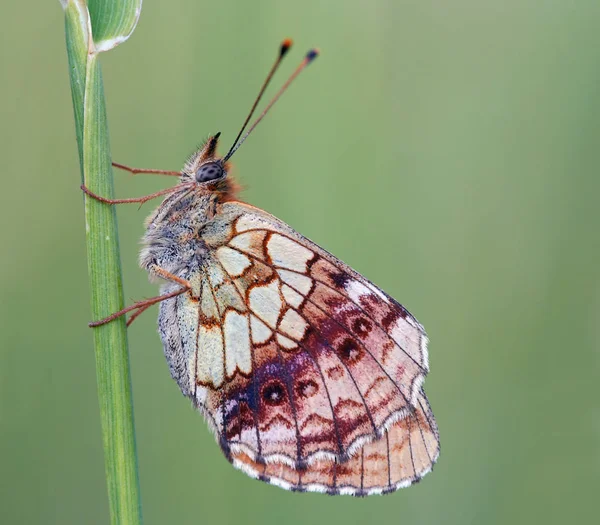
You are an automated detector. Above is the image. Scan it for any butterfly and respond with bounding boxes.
[84,39,439,496]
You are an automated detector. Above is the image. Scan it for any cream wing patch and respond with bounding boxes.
[174,294,200,391]
[282,284,304,308]
[279,308,308,341]
[207,261,227,288]
[224,310,251,377]
[276,333,298,350]
[250,314,272,344]
[235,215,274,233]
[228,231,254,252]
[248,280,282,328]
[216,246,252,277]
[277,269,312,296]
[197,325,225,388]
[200,278,219,320]
[267,234,314,271]
[345,280,372,303]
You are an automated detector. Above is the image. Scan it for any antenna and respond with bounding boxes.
[223,39,293,161]
[223,47,319,162]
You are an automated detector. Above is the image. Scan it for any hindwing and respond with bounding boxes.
[158,201,438,492]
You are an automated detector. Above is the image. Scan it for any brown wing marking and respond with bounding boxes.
[228,226,427,374]
[226,240,422,407]
[273,338,303,464]
[310,256,427,370]
[207,250,386,466]
[297,299,412,431]
[210,254,265,458]
[287,307,380,449]
[206,273,229,453]
[290,270,422,406]
[237,287,383,464]
[227,244,416,430]
[277,336,345,464]
[217,306,347,465]
[207,255,337,466]
[230,388,439,495]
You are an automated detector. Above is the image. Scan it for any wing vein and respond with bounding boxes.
[227,241,426,373]
[206,274,229,452]
[286,285,414,412]
[406,410,417,480]
[209,255,267,456]
[274,343,304,466]
[290,335,345,459]
[226,245,416,406]
[416,391,438,465]
[211,250,346,463]
[193,281,202,403]
[285,305,379,436]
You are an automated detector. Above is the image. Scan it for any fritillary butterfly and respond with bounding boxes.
[84,39,439,496]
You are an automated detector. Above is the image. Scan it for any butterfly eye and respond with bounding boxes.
[195,162,224,183]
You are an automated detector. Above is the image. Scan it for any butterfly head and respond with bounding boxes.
[180,42,318,202]
[181,133,241,201]
[183,133,230,184]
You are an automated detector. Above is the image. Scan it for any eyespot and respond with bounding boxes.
[296,379,318,399]
[195,162,223,182]
[262,381,287,406]
[352,318,372,337]
[338,339,363,363]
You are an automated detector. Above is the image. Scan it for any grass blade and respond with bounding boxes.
[63,1,143,523]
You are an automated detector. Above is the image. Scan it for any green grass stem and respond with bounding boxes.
[63,1,143,523]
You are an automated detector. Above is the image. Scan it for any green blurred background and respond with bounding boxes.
[1,1,599,524]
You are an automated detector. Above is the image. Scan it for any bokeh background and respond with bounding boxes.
[1,1,599,524]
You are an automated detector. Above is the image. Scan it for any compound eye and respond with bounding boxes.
[195,162,223,182]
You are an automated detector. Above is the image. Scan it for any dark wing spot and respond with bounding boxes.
[382,310,401,330]
[352,317,372,337]
[327,365,344,380]
[262,381,287,406]
[296,379,318,399]
[338,338,363,363]
[329,270,351,288]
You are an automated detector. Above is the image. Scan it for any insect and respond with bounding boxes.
[84,40,439,496]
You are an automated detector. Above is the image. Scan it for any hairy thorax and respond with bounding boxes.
[139,189,214,293]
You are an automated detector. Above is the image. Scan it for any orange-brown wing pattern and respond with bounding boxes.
[231,390,439,495]
[158,201,438,494]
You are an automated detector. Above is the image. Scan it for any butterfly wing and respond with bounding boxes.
[158,201,437,492]
[231,389,439,495]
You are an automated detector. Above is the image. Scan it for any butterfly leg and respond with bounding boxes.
[89,266,192,327]
[80,183,191,205]
[148,265,192,289]
[89,286,189,327]
[125,301,155,327]
[124,263,200,324]
[112,162,181,177]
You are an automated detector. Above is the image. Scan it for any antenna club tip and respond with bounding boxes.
[280,38,293,55]
[305,48,319,63]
